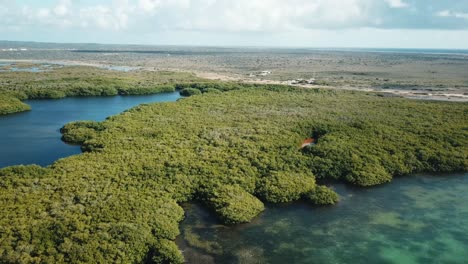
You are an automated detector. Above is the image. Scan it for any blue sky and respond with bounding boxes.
[1,0,468,48]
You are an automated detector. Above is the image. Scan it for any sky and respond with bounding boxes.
[1,0,468,48]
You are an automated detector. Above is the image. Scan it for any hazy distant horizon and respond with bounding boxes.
[1,39,468,53]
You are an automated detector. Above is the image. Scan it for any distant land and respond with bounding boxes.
[1,40,467,102]
[1,40,468,55]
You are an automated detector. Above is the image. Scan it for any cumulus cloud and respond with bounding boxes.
[0,0,377,32]
[53,0,71,17]
[133,0,377,32]
[0,0,132,31]
[138,0,191,13]
[0,0,468,34]
[79,5,129,30]
[384,0,408,8]
[138,0,161,12]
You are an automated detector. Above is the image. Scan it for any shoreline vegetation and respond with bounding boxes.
[1,63,467,116]
[0,65,204,115]
[0,94,31,115]
[0,75,466,263]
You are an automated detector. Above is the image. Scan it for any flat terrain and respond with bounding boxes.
[0,42,467,263]
[1,41,467,101]
[1,85,467,263]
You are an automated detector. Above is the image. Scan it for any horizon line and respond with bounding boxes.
[1,39,468,52]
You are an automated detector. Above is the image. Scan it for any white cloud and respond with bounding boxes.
[436,10,468,20]
[0,0,132,31]
[79,5,129,30]
[436,10,451,17]
[139,0,161,12]
[37,8,50,19]
[2,0,468,36]
[134,0,376,32]
[384,0,408,8]
[138,0,191,12]
[53,0,71,16]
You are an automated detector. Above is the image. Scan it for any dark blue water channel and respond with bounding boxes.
[0,92,181,168]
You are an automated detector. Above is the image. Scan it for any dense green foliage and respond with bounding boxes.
[202,88,222,94]
[303,118,467,186]
[0,84,466,263]
[207,184,265,224]
[149,239,184,264]
[178,82,271,96]
[0,66,202,115]
[179,88,202,97]
[175,82,240,92]
[117,85,175,95]
[0,95,31,114]
[256,171,316,203]
[307,185,340,205]
[0,66,202,98]
[60,121,106,145]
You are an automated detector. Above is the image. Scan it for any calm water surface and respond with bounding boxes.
[178,173,468,264]
[0,92,181,167]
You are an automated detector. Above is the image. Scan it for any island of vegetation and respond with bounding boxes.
[0,69,467,263]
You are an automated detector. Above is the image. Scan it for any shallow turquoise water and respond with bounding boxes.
[177,173,468,264]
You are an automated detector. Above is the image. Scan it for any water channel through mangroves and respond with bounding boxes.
[0,92,181,167]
